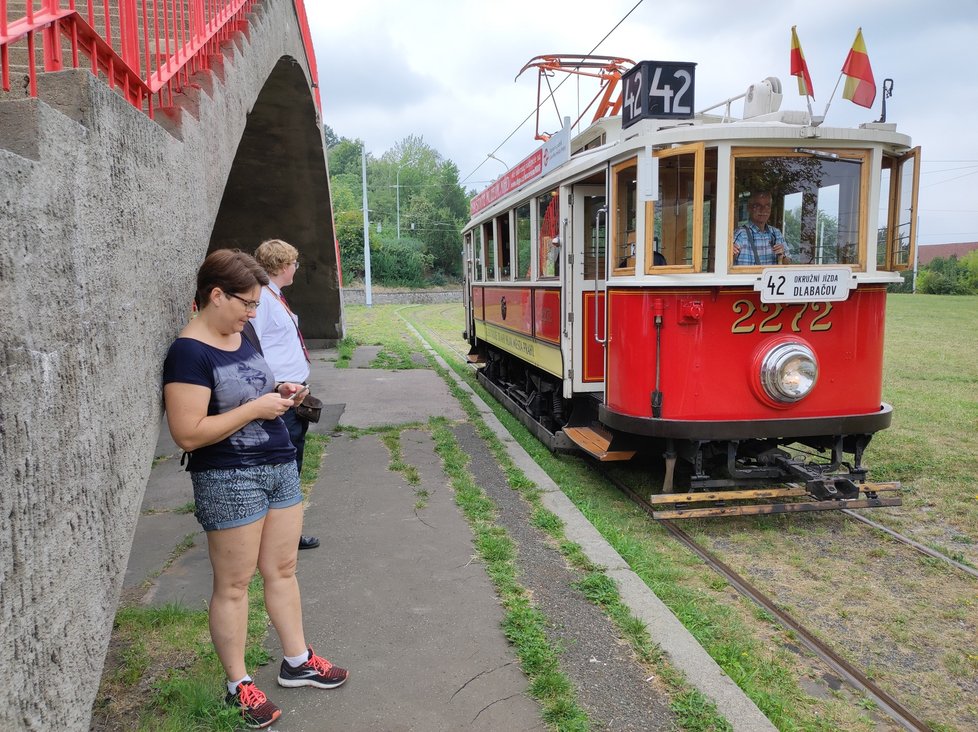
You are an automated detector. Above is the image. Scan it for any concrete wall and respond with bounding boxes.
[0,1,338,728]
[341,289,463,306]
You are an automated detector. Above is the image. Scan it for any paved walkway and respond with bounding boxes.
[123,346,775,731]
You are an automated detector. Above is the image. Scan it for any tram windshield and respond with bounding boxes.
[731,149,866,267]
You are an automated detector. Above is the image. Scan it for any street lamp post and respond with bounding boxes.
[396,166,401,239]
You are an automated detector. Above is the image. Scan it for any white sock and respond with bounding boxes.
[228,675,252,695]
[284,649,311,668]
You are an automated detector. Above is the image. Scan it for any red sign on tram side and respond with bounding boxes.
[470,122,571,217]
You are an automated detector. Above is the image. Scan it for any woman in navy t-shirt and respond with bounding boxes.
[163,249,348,728]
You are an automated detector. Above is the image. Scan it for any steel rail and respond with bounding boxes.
[841,509,978,580]
[602,469,933,732]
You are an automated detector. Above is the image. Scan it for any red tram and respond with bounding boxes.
[462,57,920,517]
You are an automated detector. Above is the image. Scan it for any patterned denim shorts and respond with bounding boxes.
[191,462,301,531]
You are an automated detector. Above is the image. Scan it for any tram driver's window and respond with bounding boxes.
[496,213,511,279]
[483,221,496,280]
[732,150,865,266]
[537,190,560,278]
[612,159,638,274]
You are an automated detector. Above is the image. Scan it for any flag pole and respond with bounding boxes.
[822,71,844,119]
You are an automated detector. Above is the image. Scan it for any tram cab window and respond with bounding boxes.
[515,203,532,281]
[496,213,512,279]
[537,190,561,278]
[654,145,715,272]
[878,148,920,270]
[731,149,867,267]
[482,221,496,280]
[612,158,638,275]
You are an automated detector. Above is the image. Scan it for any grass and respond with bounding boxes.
[403,302,928,732]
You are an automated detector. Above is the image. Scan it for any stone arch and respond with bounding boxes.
[210,55,342,343]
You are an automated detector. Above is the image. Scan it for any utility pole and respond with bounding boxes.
[361,145,373,306]
[396,166,401,239]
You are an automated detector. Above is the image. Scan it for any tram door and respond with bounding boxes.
[568,183,607,394]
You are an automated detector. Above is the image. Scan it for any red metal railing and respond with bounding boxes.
[0,0,320,118]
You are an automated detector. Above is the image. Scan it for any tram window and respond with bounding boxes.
[538,190,560,278]
[732,150,867,266]
[583,193,607,280]
[657,152,697,268]
[483,221,496,280]
[466,230,482,281]
[496,213,511,279]
[612,159,638,274]
[878,149,919,270]
[515,203,532,281]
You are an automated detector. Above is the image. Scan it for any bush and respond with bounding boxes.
[371,237,433,287]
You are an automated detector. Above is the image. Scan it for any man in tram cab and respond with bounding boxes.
[732,191,792,265]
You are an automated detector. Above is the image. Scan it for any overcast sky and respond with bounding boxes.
[306,0,978,246]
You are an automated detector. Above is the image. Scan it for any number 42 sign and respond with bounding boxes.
[621,60,697,129]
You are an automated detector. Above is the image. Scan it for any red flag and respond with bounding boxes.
[842,28,876,108]
[790,26,815,98]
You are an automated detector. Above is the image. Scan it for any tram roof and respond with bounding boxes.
[466,111,913,227]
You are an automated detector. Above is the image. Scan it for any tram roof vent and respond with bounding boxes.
[743,77,783,119]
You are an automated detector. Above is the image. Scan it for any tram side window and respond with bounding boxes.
[878,150,919,270]
[496,213,512,279]
[612,158,638,274]
[657,152,697,267]
[732,150,866,266]
[537,190,560,278]
[515,203,531,281]
[467,230,482,281]
[483,221,496,280]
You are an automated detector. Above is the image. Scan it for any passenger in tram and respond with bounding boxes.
[163,250,348,729]
[545,236,561,276]
[253,238,320,553]
[732,191,793,265]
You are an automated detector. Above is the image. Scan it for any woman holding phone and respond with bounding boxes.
[163,249,347,729]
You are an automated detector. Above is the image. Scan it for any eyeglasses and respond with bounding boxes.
[226,292,260,310]
[291,260,300,270]
[751,203,773,211]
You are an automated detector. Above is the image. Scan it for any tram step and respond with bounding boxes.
[562,425,636,461]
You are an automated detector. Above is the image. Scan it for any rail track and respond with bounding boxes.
[598,465,935,732]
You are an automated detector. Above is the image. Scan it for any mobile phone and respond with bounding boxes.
[287,387,307,400]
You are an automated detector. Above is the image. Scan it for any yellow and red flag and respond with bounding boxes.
[790,26,815,98]
[842,28,876,108]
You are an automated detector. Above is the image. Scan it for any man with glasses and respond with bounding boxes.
[732,191,792,265]
[253,239,319,551]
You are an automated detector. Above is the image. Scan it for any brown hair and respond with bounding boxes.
[254,238,299,276]
[194,249,269,309]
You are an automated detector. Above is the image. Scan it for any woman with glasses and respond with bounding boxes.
[162,249,347,729]
[252,238,320,552]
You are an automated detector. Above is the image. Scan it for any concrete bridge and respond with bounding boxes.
[0,1,341,727]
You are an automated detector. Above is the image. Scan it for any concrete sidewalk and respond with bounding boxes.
[123,346,774,731]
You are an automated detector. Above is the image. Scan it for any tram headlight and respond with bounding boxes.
[760,342,818,403]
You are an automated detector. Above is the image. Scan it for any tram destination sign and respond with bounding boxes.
[621,60,697,129]
[754,267,856,303]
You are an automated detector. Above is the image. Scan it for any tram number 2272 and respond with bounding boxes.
[731,300,834,334]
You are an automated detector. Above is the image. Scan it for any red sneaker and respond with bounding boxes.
[277,646,349,689]
[225,681,281,729]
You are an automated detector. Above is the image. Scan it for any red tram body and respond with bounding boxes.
[463,59,919,517]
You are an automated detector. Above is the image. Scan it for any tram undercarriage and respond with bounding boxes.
[473,344,901,519]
